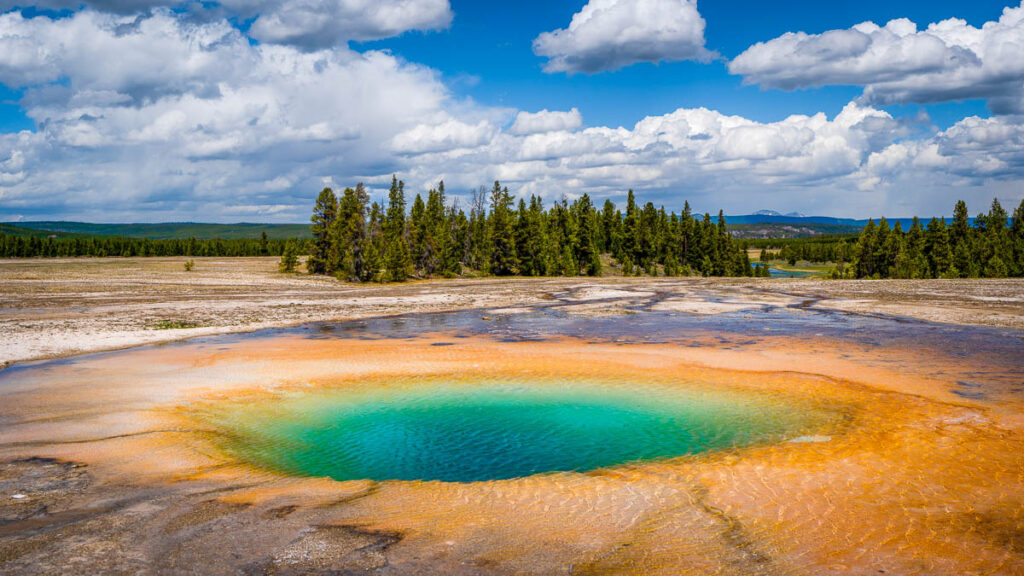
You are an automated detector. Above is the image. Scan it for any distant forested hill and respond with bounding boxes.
[726,213,982,229]
[9,221,311,239]
[726,222,862,238]
[0,217,916,242]
[5,214,996,242]
[0,223,90,238]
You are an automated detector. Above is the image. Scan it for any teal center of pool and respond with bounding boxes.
[214,380,812,482]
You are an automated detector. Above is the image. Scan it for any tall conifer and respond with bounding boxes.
[307,187,337,275]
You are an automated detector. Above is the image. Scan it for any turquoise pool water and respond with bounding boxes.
[768,267,821,278]
[212,379,814,482]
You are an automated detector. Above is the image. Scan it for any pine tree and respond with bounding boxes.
[924,218,952,278]
[327,188,353,278]
[328,184,369,281]
[872,217,895,276]
[892,229,917,279]
[515,196,549,276]
[983,198,1011,278]
[539,201,560,275]
[307,187,337,274]
[620,254,634,276]
[715,210,734,276]
[488,182,518,275]
[697,213,716,276]
[637,202,658,273]
[453,207,472,272]
[901,218,921,277]
[409,193,427,276]
[663,251,680,276]
[952,240,974,278]
[351,183,370,279]
[559,243,578,276]
[950,200,974,277]
[424,182,448,276]
[883,221,904,277]
[600,199,617,253]
[622,190,639,265]
[951,200,971,246]
[279,240,298,273]
[440,199,463,277]
[656,207,671,267]
[383,177,411,282]
[680,201,694,269]
[575,194,602,276]
[854,219,877,278]
[984,254,1008,277]
[364,201,386,282]
[1012,199,1024,276]
[740,250,753,277]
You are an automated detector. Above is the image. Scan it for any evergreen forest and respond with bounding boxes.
[305,178,756,281]
[4,176,1023,282]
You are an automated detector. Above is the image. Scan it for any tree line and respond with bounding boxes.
[746,237,857,268]
[0,232,308,258]
[745,199,1024,279]
[306,178,756,281]
[835,199,1024,279]
[6,187,1020,282]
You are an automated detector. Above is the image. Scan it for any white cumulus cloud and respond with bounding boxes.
[0,0,171,13]
[729,2,1024,114]
[0,0,452,49]
[0,10,450,221]
[241,0,453,49]
[0,8,1021,220]
[533,0,712,74]
[389,101,1000,217]
[392,118,498,155]
[508,108,583,135]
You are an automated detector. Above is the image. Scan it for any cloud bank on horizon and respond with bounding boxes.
[0,0,1022,222]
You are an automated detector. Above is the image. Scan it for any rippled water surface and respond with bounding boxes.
[211,378,817,482]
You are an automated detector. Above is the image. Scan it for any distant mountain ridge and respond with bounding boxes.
[752,209,807,218]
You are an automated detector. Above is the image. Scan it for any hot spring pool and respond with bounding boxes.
[209,378,821,482]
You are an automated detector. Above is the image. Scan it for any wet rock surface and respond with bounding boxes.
[0,460,405,575]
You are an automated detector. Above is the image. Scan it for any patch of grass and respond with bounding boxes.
[151,319,202,330]
[768,261,834,274]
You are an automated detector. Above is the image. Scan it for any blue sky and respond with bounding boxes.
[0,0,1002,134]
[0,0,1022,221]
[363,0,1001,129]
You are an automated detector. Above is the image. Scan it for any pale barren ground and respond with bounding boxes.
[2,258,1023,575]
[1,256,1023,365]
